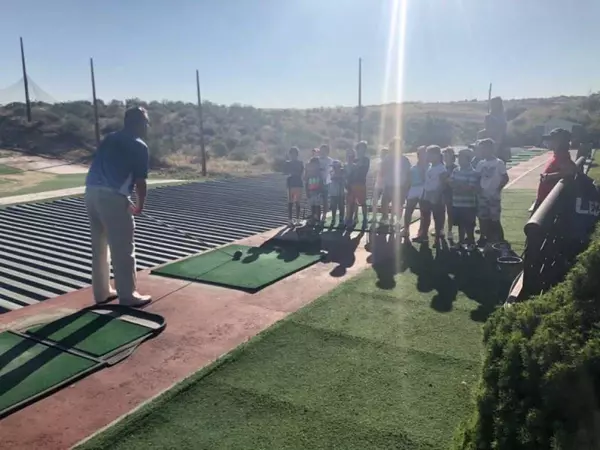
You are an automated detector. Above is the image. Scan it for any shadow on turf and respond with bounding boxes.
[0,311,110,401]
[0,307,166,419]
[366,233,513,322]
[242,241,307,264]
[320,229,365,277]
[269,225,365,278]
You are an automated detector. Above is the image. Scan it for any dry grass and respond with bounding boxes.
[161,152,271,178]
[0,170,56,196]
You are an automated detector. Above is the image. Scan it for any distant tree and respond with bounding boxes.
[211,141,228,157]
[228,148,249,161]
[225,137,239,151]
[252,154,267,165]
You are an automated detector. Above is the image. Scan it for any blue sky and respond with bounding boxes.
[1,0,599,108]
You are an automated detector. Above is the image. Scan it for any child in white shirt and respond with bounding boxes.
[414,145,448,243]
[474,138,509,244]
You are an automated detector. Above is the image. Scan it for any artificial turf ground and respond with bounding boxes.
[78,190,535,450]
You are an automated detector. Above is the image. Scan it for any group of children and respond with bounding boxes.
[284,137,509,249]
[405,138,509,248]
[285,142,371,230]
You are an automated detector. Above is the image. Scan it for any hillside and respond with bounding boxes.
[1,94,599,175]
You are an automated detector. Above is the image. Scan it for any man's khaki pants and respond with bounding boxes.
[84,187,137,302]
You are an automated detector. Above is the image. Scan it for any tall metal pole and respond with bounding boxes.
[196,69,207,177]
[488,82,492,113]
[357,57,363,142]
[20,37,32,122]
[90,58,101,145]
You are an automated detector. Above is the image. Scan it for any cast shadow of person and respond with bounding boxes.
[320,229,364,277]
[0,309,124,404]
[366,231,411,290]
[412,242,513,321]
[402,240,459,312]
[367,231,515,321]
[241,240,304,264]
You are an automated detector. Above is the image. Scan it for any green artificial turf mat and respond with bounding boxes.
[152,244,322,291]
[27,311,154,358]
[0,331,98,417]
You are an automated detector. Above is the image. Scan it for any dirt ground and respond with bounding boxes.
[0,171,55,196]
[0,152,88,174]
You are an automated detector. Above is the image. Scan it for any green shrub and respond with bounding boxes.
[228,148,249,161]
[251,154,267,166]
[271,157,287,173]
[210,141,229,157]
[454,228,600,450]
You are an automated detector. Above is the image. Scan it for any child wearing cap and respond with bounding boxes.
[450,149,480,248]
[414,145,447,243]
[329,160,346,227]
[474,138,509,245]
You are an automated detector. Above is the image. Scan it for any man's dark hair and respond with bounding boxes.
[355,141,368,152]
[124,106,149,129]
[289,146,299,155]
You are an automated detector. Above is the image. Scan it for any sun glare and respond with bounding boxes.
[375,0,409,260]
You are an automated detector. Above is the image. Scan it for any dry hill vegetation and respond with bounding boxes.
[1,94,599,176]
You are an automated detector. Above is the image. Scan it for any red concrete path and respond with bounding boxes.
[0,226,390,450]
[506,151,552,190]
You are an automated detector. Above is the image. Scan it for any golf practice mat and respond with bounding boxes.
[151,243,323,292]
[0,305,165,419]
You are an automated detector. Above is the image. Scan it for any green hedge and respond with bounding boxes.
[454,228,600,450]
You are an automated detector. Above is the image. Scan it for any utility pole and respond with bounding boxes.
[90,58,101,145]
[196,70,207,177]
[20,37,32,122]
[357,57,363,142]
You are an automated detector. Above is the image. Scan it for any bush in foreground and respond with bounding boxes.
[455,229,600,450]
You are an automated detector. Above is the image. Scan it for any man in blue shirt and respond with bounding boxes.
[84,106,151,307]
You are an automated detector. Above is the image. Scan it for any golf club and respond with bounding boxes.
[130,201,243,261]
